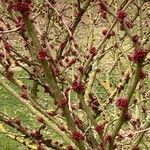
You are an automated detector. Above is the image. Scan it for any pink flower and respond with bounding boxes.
[5,71,14,80]
[116,97,128,110]
[102,29,115,38]
[72,80,84,93]
[99,1,107,11]
[104,135,112,143]
[60,42,65,50]
[117,10,127,20]
[0,52,4,58]
[74,118,82,128]
[139,69,147,80]
[38,48,47,61]
[37,144,45,150]
[72,131,84,141]
[57,98,68,108]
[4,42,12,51]
[52,67,60,76]
[67,58,76,67]
[14,117,21,126]
[95,124,105,133]
[67,145,74,150]
[124,18,133,28]
[37,117,44,124]
[132,35,139,44]
[128,48,147,63]
[59,124,66,131]
[132,146,140,150]
[12,2,31,15]
[20,91,28,100]
[124,111,132,121]
[0,27,4,31]
[100,11,107,19]
[89,47,97,56]
[78,66,83,73]
[120,19,133,30]
[102,29,108,36]
[16,16,24,28]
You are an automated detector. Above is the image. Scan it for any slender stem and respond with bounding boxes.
[23,15,86,150]
[77,94,105,147]
[130,121,150,149]
[57,0,92,57]
[0,79,75,147]
[106,62,143,150]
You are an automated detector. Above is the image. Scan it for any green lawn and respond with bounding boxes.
[0,71,37,150]
[0,86,30,150]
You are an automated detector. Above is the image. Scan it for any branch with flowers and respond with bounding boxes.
[0,0,150,150]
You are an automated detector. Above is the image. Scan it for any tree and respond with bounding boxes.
[0,0,150,150]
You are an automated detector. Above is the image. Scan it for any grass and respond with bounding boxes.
[0,71,37,150]
[0,71,63,150]
[0,86,29,150]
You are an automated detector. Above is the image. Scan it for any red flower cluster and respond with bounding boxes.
[59,124,66,131]
[37,144,45,150]
[20,91,29,100]
[72,131,84,141]
[120,18,133,30]
[72,80,84,93]
[0,27,4,31]
[57,98,68,108]
[125,73,130,83]
[124,19,133,28]
[60,42,65,50]
[132,35,139,44]
[117,85,124,94]
[49,0,56,5]
[99,1,108,19]
[104,135,112,143]
[89,93,100,113]
[100,11,107,19]
[31,130,43,140]
[67,58,76,68]
[99,1,107,11]
[38,48,47,61]
[4,42,12,52]
[139,69,147,80]
[16,16,24,27]
[67,145,74,150]
[74,118,82,128]
[89,47,97,56]
[124,111,131,121]
[97,144,104,150]
[47,111,56,117]
[132,146,140,150]
[14,117,21,126]
[116,134,124,141]
[117,10,127,20]
[102,29,115,39]
[102,29,108,36]
[5,119,13,125]
[128,48,147,63]
[5,71,14,80]
[78,66,83,73]
[37,117,44,124]
[12,2,31,15]
[95,124,105,133]
[0,52,4,58]
[52,67,60,77]
[116,97,128,110]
